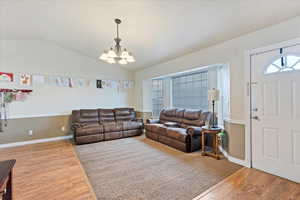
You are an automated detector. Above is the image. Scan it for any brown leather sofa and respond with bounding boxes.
[71,108,143,145]
[145,108,212,152]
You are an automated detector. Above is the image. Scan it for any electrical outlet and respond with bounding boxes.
[28,130,33,136]
[61,126,65,132]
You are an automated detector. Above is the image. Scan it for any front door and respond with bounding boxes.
[251,43,300,183]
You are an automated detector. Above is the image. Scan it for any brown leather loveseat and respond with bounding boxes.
[145,108,212,152]
[72,108,143,145]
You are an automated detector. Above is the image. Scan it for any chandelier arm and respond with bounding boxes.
[117,22,119,39]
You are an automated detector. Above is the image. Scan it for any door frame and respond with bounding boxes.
[244,38,300,168]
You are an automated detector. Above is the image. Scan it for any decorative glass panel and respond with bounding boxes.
[265,55,300,74]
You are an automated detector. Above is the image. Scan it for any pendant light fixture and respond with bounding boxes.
[99,18,135,65]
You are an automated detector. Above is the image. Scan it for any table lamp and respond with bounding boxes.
[208,88,220,128]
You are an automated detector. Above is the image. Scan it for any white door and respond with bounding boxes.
[251,44,300,183]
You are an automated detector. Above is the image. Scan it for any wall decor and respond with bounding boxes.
[100,80,110,88]
[129,80,135,88]
[19,73,32,86]
[123,80,130,89]
[0,72,14,82]
[32,75,46,85]
[73,78,89,88]
[0,89,33,132]
[61,77,72,87]
[48,76,58,86]
[96,80,102,88]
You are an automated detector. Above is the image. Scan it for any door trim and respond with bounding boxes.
[244,37,300,169]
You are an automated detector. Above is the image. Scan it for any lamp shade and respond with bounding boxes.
[208,88,220,101]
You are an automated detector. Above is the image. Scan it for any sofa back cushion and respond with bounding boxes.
[114,108,136,121]
[181,109,210,128]
[159,108,183,124]
[79,109,100,123]
[98,109,115,123]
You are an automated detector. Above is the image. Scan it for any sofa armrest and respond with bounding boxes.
[133,118,143,123]
[71,122,85,131]
[186,126,202,137]
[146,119,160,124]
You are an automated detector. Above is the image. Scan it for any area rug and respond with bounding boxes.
[75,135,242,200]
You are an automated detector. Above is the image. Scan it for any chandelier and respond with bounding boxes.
[99,18,135,65]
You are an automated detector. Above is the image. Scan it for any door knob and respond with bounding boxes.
[251,116,260,120]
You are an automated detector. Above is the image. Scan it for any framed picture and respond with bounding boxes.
[0,72,14,82]
[20,74,32,86]
[96,80,102,88]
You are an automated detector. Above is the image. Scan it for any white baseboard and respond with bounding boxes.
[0,135,73,149]
[219,146,250,167]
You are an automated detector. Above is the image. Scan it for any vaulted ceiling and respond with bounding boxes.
[1,0,300,70]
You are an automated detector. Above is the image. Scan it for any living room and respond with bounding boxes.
[0,1,300,200]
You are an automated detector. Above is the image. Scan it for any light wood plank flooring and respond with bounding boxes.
[1,140,299,200]
[0,140,96,200]
[194,167,300,200]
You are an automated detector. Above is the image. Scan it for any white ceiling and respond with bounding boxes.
[1,0,300,70]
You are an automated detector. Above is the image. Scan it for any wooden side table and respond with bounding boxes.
[0,159,16,200]
[201,126,222,160]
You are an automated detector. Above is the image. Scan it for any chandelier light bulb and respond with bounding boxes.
[107,57,116,64]
[99,52,108,60]
[127,55,135,63]
[121,49,130,59]
[107,48,117,58]
[119,59,128,65]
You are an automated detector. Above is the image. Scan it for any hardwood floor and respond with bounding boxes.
[194,167,300,200]
[0,140,299,200]
[0,140,96,200]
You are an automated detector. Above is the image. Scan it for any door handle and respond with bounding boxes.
[251,116,260,121]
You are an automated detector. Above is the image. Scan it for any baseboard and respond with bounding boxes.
[0,135,73,149]
[219,146,250,167]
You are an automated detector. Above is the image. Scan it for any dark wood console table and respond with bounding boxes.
[0,160,16,200]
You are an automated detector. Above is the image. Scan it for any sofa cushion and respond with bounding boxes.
[175,109,185,118]
[160,110,182,124]
[122,121,143,130]
[151,124,168,135]
[181,119,205,128]
[183,109,202,120]
[76,124,104,137]
[114,108,135,121]
[164,108,177,117]
[165,127,188,142]
[103,122,123,132]
[79,109,99,123]
[114,108,131,116]
[99,109,115,122]
[145,123,154,131]
[164,122,179,127]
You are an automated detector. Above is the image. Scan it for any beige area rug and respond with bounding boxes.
[75,135,242,200]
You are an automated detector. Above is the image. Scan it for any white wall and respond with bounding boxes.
[134,16,300,121]
[0,40,133,118]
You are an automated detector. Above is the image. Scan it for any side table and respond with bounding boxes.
[201,126,222,160]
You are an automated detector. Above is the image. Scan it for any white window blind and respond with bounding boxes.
[172,71,209,110]
[152,79,164,117]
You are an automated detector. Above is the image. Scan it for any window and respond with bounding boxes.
[152,79,164,117]
[265,55,300,74]
[172,71,208,110]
